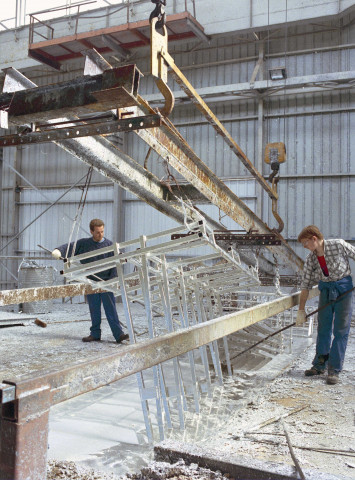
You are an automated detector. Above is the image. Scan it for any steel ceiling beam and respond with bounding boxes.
[146,70,355,105]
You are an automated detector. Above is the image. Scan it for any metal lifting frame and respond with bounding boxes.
[0,49,304,272]
[61,219,260,440]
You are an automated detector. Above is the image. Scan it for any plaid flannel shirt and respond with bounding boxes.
[301,239,355,290]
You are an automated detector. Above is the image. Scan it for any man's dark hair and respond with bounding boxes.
[89,218,105,231]
[297,225,324,243]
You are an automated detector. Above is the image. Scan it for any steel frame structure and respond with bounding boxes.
[0,15,312,478]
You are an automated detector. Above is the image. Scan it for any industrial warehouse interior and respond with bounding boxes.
[0,1,355,479]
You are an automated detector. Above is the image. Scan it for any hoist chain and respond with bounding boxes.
[149,0,167,29]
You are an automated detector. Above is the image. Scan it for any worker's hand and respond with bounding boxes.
[51,249,61,260]
[296,310,307,326]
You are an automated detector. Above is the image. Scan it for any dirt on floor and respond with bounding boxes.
[47,459,234,480]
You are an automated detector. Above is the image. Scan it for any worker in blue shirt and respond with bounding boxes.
[52,218,129,344]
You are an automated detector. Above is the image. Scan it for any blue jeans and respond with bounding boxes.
[313,276,353,372]
[87,291,123,341]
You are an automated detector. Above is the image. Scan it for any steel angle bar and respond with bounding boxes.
[116,262,154,441]
[173,285,200,414]
[193,283,221,388]
[63,256,120,280]
[131,101,303,272]
[158,267,185,429]
[186,291,212,396]
[0,114,162,147]
[168,253,224,269]
[141,221,204,242]
[110,233,208,263]
[214,293,232,376]
[183,262,256,280]
[139,237,169,441]
[204,292,224,386]
[64,242,117,263]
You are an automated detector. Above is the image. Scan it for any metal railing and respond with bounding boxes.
[29,0,197,45]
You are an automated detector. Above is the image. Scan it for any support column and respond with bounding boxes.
[256,41,265,219]
[112,184,126,244]
[13,147,22,287]
[0,384,51,480]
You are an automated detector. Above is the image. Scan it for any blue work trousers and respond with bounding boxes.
[87,291,123,341]
[313,277,353,373]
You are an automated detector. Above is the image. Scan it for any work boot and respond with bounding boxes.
[304,366,323,376]
[82,335,101,342]
[305,353,329,376]
[116,333,129,344]
[327,370,339,385]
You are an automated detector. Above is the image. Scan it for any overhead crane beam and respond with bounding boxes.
[132,99,303,272]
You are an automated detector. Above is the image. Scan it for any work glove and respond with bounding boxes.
[51,249,62,260]
[296,310,307,326]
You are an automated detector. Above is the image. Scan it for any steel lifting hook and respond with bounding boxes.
[149,0,167,29]
[150,5,175,117]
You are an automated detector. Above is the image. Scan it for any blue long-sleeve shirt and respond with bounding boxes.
[56,237,117,281]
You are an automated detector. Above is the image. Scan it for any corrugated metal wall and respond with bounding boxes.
[1,6,354,290]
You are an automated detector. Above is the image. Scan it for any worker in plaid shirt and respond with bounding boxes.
[296,225,355,385]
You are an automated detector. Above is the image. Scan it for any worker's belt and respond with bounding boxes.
[318,275,353,301]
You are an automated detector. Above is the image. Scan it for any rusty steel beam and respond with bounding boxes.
[55,135,195,225]
[160,50,277,201]
[2,287,319,405]
[132,100,304,272]
[0,283,105,306]
[0,64,142,124]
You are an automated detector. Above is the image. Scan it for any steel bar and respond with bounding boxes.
[186,291,213,396]
[139,237,165,441]
[280,418,306,480]
[0,287,317,407]
[116,262,154,441]
[157,275,185,429]
[0,114,162,147]
[215,293,233,377]
[174,284,200,414]
[0,282,105,306]
[171,233,282,246]
[146,70,355,104]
